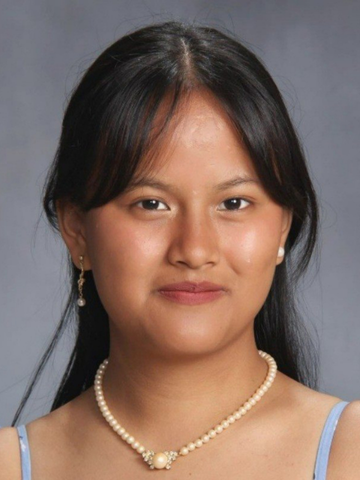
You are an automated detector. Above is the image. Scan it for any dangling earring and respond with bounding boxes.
[278,246,285,257]
[77,255,86,307]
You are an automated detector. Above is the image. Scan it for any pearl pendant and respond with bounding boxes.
[77,297,86,306]
[142,450,179,469]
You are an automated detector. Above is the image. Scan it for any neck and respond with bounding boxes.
[98,325,271,451]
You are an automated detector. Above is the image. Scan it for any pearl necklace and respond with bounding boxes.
[94,350,277,470]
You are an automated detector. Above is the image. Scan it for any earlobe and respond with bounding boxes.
[56,199,89,269]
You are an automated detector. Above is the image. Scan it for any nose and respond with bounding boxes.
[167,208,220,269]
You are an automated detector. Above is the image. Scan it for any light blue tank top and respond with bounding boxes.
[1,400,350,479]
[313,400,349,479]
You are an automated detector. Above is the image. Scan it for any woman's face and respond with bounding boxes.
[60,90,292,359]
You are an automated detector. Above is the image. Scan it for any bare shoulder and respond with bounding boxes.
[327,399,360,480]
[0,400,81,480]
[21,392,94,477]
[275,370,344,412]
[280,374,360,478]
[0,426,22,480]
[24,396,75,448]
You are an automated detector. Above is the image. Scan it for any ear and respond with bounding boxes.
[276,207,293,266]
[56,199,91,270]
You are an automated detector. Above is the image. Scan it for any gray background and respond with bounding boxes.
[1,0,359,426]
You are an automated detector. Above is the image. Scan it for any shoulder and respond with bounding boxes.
[327,399,360,480]
[274,371,343,410]
[0,426,22,480]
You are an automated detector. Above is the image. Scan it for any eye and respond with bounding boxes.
[132,197,251,212]
[133,199,168,210]
[218,197,251,211]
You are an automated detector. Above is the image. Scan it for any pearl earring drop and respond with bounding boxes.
[278,247,285,257]
[77,254,86,307]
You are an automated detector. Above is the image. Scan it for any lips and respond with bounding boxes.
[158,281,225,292]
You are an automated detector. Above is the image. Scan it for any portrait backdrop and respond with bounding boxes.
[1,0,359,426]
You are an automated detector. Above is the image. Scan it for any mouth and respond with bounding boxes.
[157,288,226,305]
[158,281,226,292]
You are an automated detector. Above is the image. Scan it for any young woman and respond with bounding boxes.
[1,20,359,480]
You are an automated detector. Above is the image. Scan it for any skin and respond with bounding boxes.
[1,89,359,480]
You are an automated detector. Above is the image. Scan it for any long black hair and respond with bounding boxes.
[12,20,321,426]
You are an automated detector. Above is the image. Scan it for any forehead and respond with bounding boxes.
[138,89,259,182]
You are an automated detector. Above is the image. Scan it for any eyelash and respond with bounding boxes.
[132,197,252,212]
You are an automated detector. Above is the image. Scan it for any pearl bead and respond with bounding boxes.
[180,446,189,455]
[137,445,145,453]
[132,441,140,449]
[126,436,135,444]
[208,429,217,438]
[195,439,203,447]
[153,452,168,469]
[201,434,210,442]
[187,442,196,451]
[77,298,86,306]
[215,425,223,433]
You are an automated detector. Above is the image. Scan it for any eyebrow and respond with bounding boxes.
[124,174,260,193]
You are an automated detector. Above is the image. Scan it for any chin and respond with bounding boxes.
[143,318,229,359]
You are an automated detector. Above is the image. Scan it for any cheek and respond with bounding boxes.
[83,207,166,311]
[217,210,283,322]
[224,207,283,306]
[233,225,277,269]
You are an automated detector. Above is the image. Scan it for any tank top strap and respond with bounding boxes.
[16,424,32,480]
[313,400,350,479]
